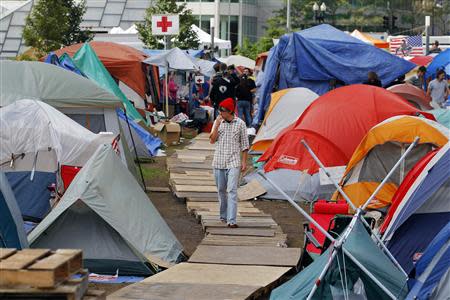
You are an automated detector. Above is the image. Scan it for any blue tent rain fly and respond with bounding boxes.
[257,24,416,122]
[425,48,450,80]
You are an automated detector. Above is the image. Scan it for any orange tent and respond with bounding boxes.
[388,83,432,110]
[53,42,148,99]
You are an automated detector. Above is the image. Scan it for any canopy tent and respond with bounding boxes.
[259,85,434,175]
[382,143,449,273]
[350,29,389,48]
[425,48,450,80]
[431,108,450,128]
[218,55,255,69]
[406,222,450,300]
[270,218,408,300]
[0,61,139,179]
[0,172,28,249]
[335,116,448,210]
[252,88,319,153]
[0,100,114,220]
[51,41,149,100]
[29,144,184,275]
[387,83,433,110]
[190,24,231,50]
[144,47,200,71]
[257,24,416,123]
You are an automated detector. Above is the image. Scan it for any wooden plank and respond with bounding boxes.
[189,246,301,267]
[169,174,214,180]
[175,185,217,192]
[205,227,276,237]
[238,179,267,201]
[201,235,287,247]
[175,192,218,198]
[170,179,216,186]
[146,187,171,193]
[186,197,218,202]
[201,220,277,229]
[0,249,16,260]
[0,249,51,270]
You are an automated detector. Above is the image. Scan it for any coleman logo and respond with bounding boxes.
[278,155,298,165]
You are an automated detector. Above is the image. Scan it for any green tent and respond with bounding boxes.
[71,43,147,124]
[270,218,408,300]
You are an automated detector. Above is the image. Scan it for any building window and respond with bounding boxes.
[220,15,238,49]
[243,16,257,42]
[200,15,214,33]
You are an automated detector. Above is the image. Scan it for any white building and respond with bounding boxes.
[0,0,282,59]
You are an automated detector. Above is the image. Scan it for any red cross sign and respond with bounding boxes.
[152,14,179,36]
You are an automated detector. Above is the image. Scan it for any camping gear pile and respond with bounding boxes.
[0,42,186,276]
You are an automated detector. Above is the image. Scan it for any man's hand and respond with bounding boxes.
[215,115,223,126]
[241,161,247,172]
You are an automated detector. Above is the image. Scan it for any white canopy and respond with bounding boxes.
[219,55,255,69]
[191,24,231,50]
[0,99,113,167]
[143,47,200,71]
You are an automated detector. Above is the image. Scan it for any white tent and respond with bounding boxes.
[144,47,200,71]
[29,144,184,275]
[219,55,255,69]
[191,24,231,50]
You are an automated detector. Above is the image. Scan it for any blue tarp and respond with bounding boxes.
[116,109,161,156]
[0,173,28,249]
[425,48,450,80]
[257,24,416,122]
[44,52,86,77]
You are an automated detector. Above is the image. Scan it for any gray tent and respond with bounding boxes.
[28,144,183,275]
[0,172,28,249]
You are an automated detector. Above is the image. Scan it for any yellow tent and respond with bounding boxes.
[334,116,448,209]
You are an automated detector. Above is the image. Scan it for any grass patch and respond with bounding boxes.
[141,165,168,180]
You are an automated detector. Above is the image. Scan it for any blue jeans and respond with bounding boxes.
[237,100,252,127]
[214,167,240,225]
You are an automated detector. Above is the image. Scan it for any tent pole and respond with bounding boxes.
[301,138,416,278]
[123,107,146,191]
[306,248,338,300]
[258,171,335,242]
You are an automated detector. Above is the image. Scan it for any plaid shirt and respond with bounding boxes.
[212,117,249,169]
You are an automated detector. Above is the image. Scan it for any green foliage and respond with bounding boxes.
[23,0,92,56]
[136,0,199,50]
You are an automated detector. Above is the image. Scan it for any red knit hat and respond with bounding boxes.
[219,98,235,113]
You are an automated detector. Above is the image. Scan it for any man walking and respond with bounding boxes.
[427,70,449,109]
[210,98,249,228]
[407,66,427,90]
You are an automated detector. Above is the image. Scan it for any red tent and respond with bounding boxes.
[388,83,432,110]
[409,56,433,67]
[379,149,438,234]
[53,42,149,99]
[259,84,434,174]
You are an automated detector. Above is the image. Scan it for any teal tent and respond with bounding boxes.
[270,218,408,300]
[431,108,450,128]
[71,43,146,125]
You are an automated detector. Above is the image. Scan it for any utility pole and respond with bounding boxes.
[425,15,430,54]
[287,0,291,32]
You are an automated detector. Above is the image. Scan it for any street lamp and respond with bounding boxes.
[313,2,326,24]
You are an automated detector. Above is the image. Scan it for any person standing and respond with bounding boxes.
[210,98,249,228]
[408,66,427,90]
[427,70,449,109]
[236,68,256,127]
[209,63,239,118]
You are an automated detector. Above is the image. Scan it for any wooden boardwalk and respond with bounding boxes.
[109,134,301,300]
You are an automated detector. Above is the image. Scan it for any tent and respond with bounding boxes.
[44,52,86,77]
[350,29,389,48]
[0,61,138,179]
[270,218,408,300]
[144,47,200,71]
[335,116,448,210]
[387,84,433,110]
[431,108,450,128]
[0,172,28,249]
[29,144,184,275]
[408,56,433,67]
[382,143,449,273]
[257,24,416,122]
[0,100,114,220]
[425,48,450,80]
[52,41,149,101]
[259,85,434,175]
[218,55,255,69]
[190,24,231,50]
[251,88,318,153]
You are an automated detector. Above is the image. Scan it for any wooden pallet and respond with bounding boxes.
[0,269,89,300]
[0,249,82,288]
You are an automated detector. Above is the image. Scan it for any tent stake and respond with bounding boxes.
[301,138,419,278]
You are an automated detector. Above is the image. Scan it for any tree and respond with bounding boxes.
[23,0,92,56]
[136,0,199,49]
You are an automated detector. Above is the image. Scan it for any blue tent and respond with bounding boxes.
[44,52,86,77]
[425,48,450,80]
[116,109,162,157]
[406,222,450,300]
[257,24,416,122]
[0,172,28,249]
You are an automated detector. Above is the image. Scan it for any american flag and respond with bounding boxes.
[111,134,121,155]
[390,35,424,57]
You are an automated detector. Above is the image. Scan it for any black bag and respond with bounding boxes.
[192,108,208,125]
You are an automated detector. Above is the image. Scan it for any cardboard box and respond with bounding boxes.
[152,121,181,145]
[181,126,198,139]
